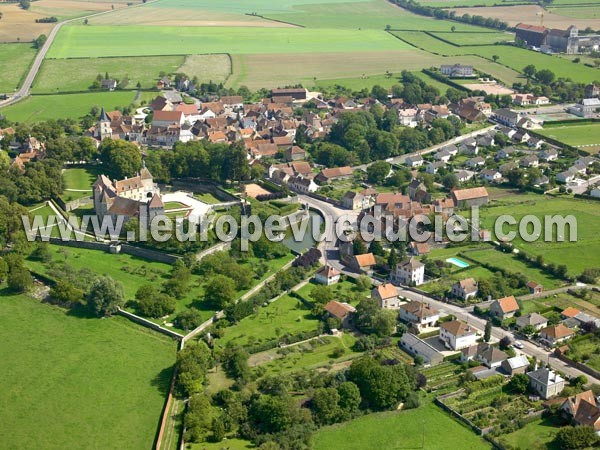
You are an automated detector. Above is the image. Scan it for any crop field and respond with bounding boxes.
[392,30,464,55]
[429,31,514,46]
[550,5,600,19]
[1,91,153,123]
[537,122,600,149]
[33,55,185,93]
[497,416,562,450]
[0,293,176,450]
[47,26,409,59]
[175,54,232,84]
[479,192,600,276]
[312,400,492,450]
[446,5,600,29]
[0,43,37,93]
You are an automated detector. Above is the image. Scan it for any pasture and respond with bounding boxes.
[0,293,176,450]
[33,55,185,93]
[429,31,514,46]
[479,191,600,276]
[47,26,409,59]
[0,43,37,93]
[537,122,600,148]
[312,400,491,450]
[1,91,152,122]
[175,54,232,85]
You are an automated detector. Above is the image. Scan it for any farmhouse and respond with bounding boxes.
[451,187,489,208]
[398,301,439,331]
[528,368,565,400]
[451,278,478,301]
[314,266,341,286]
[315,166,353,183]
[439,320,477,350]
[284,146,306,161]
[323,301,356,329]
[372,283,400,309]
[560,391,600,433]
[490,296,520,319]
[400,333,444,366]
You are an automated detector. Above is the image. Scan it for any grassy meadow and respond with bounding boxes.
[1,91,154,123]
[537,122,600,148]
[0,43,37,93]
[312,400,491,450]
[0,293,176,450]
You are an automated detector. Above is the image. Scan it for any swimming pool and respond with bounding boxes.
[446,257,470,269]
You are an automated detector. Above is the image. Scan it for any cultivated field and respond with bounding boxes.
[1,91,153,122]
[429,31,514,46]
[446,5,600,29]
[550,5,600,20]
[0,43,37,93]
[537,122,600,148]
[312,401,491,450]
[0,293,177,450]
[176,54,232,85]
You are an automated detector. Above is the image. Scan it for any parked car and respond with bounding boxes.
[513,340,524,349]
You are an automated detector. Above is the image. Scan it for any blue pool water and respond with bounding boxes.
[446,257,470,268]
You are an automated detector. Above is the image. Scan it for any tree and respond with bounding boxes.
[337,382,361,419]
[310,284,334,306]
[442,173,459,190]
[205,275,236,309]
[571,375,588,387]
[355,275,372,291]
[311,387,341,425]
[484,320,492,342]
[33,34,47,49]
[86,276,124,317]
[492,54,499,62]
[49,280,84,308]
[521,324,536,337]
[499,336,511,350]
[7,263,32,292]
[507,373,529,394]
[174,309,203,331]
[222,345,251,384]
[555,425,599,449]
[523,64,537,78]
[371,309,397,337]
[135,284,176,318]
[185,393,213,442]
[536,69,555,84]
[177,341,213,396]
[0,257,7,284]
[451,25,456,32]
[367,161,390,184]
[99,139,142,179]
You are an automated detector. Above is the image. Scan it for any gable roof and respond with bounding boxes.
[316,265,340,279]
[494,296,519,313]
[375,283,397,300]
[441,320,474,337]
[561,307,581,318]
[323,301,356,319]
[354,253,376,267]
[452,187,489,201]
[541,323,575,339]
[503,355,529,370]
[516,313,548,328]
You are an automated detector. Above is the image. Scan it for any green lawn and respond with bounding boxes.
[465,249,564,289]
[193,192,223,204]
[429,31,514,46]
[312,400,491,450]
[537,122,600,147]
[33,56,185,93]
[0,293,177,450]
[479,192,600,277]
[47,25,410,59]
[0,43,37,93]
[1,91,151,123]
[497,416,562,450]
[214,293,320,349]
[63,166,103,191]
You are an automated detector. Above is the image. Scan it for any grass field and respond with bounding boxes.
[479,191,600,277]
[175,54,232,84]
[1,91,152,122]
[47,26,410,59]
[214,293,320,349]
[0,292,176,450]
[0,43,37,93]
[496,416,562,450]
[33,56,185,93]
[63,166,102,190]
[429,31,514,45]
[537,122,600,148]
[312,400,491,450]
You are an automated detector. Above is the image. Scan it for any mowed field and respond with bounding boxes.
[312,401,491,450]
[0,43,37,93]
[446,5,600,29]
[537,122,600,148]
[0,293,176,450]
[1,91,154,122]
[33,55,185,93]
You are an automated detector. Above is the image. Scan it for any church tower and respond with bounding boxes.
[97,107,112,141]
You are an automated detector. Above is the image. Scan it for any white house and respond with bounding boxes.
[539,148,558,161]
[314,265,341,286]
[528,368,565,400]
[451,278,478,301]
[426,161,445,175]
[399,301,440,331]
[480,169,502,183]
[288,176,319,194]
[393,257,425,286]
[405,155,424,168]
[439,320,477,350]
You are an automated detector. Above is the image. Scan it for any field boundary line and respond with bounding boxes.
[245,13,305,28]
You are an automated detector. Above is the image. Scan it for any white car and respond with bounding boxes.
[513,341,524,349]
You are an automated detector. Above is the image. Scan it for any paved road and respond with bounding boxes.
[300,194,600,384]
[0,2,157,109]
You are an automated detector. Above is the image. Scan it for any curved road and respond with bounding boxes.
[0,2,158,109]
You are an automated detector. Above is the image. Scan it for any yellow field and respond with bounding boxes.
[176,54,232,84]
